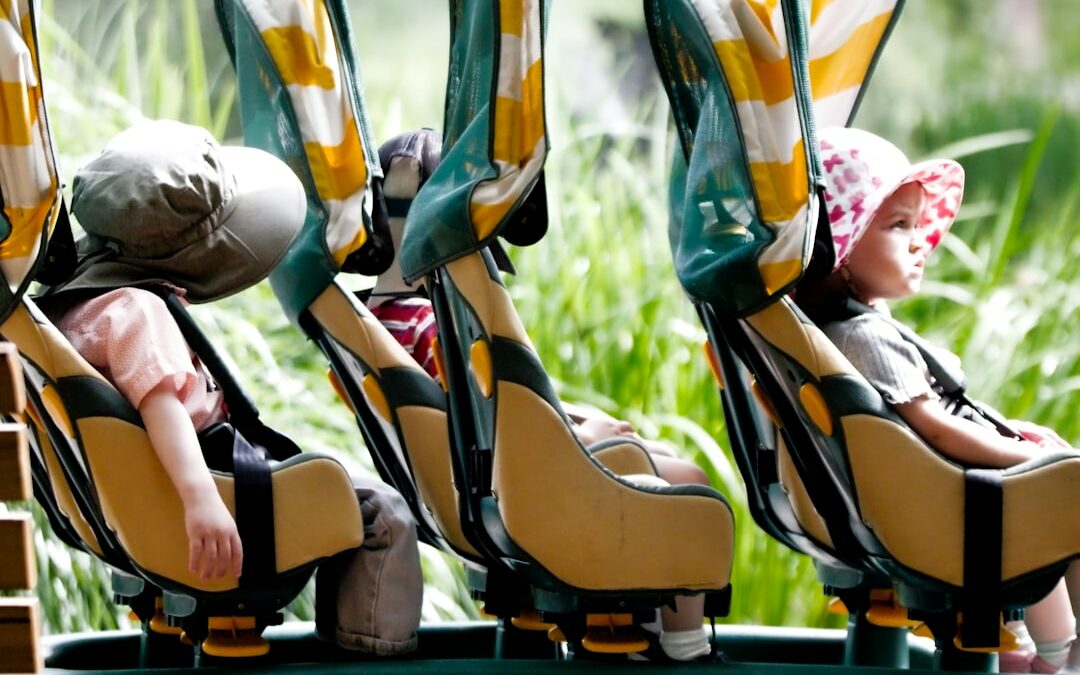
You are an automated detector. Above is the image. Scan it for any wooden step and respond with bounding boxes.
[0,421,29,501]
[0,342,25,415]
[0,513,34,589]
[0,598,41,673]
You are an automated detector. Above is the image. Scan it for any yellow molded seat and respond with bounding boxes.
[713,296,1077,651]
[431,251,735,605]
[2,297,364,644]
[305,282,481,563]
[746,299,1080,589]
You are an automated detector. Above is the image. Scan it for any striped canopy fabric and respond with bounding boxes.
[216,0,389,323]
[399,0,549,282]
[806,0,903,128]
[647,0,902,316]
[0,0,60,321]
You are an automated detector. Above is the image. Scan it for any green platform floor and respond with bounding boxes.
[41,620,1010,674]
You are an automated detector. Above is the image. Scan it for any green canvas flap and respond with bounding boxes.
[399,0,550,283]
[647,0,904,317]
[0,0,61,322]
[216,0,390,325]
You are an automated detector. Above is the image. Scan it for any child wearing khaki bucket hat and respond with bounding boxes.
[797,126,1079,674]
[40,119,422,655]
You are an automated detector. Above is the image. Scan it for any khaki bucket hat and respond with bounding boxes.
[48,119,305,303]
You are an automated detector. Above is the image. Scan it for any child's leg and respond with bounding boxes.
[649,454,713,660]
[1001,619,1036,673]
[330,475,424,655]
[659,594,711,661]
[1056,563,1080,673]
[1025,580,1075,672]
[650,455,710,486]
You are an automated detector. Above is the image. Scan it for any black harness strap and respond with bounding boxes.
[961,468,1004,649]
[843,299,1021,439]
[230,428,276,587]
[35,197,78,286]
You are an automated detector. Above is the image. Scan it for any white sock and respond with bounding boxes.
[1009,620,1034,652]
[1065,635,1080,670]
[1036,636,1072,669]
[660,627,710,661]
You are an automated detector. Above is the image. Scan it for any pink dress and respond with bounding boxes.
[46,286,423,653]
[48,287,226,430]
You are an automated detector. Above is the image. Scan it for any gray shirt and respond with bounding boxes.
[821,312,961,407]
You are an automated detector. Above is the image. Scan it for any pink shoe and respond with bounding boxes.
[999,647,1034,673]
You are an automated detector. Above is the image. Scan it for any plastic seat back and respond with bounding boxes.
[431,251,735,598]
[646,0,906,568]
[395,0,736,606]
[304,282,481,561]
[648,0,1079,653]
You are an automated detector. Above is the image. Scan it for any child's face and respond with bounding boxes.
[844,182,929,303]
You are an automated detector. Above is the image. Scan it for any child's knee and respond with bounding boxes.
[360,486,418,547]
[653,456,710,486]
[675,462,710,486]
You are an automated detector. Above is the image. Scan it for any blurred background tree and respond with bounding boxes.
[30,0,1078,634]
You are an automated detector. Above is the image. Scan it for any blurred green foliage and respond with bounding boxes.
[28,0,1078,637]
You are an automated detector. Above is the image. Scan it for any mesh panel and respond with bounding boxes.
[216,0,386,323]
[650,0,902,317]
[399,0,549,282]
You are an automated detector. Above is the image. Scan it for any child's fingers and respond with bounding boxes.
[189,538,203,575]
[215,538,231,578]
[1043,428,1071,449]
[200,540,219,580]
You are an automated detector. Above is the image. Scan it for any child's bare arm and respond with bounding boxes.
[896,397,1044,468]
[139,381,243,580]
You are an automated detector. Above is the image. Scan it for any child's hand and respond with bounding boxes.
[1011,421,1073,452]
[184,494,244,580]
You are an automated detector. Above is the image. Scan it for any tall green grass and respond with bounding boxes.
[28,0,1079,636]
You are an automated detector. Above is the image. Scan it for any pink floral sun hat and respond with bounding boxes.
[819,126,965,270]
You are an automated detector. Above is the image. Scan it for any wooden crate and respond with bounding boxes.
[0,342,38,672]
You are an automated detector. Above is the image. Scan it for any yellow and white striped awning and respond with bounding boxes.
[807,0,899,127]
[692,0,899,294]
[241,0,371,269]
[469,0,547,241]
[0,0,60,301]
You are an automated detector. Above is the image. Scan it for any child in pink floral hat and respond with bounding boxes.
[798,126,1078,674]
